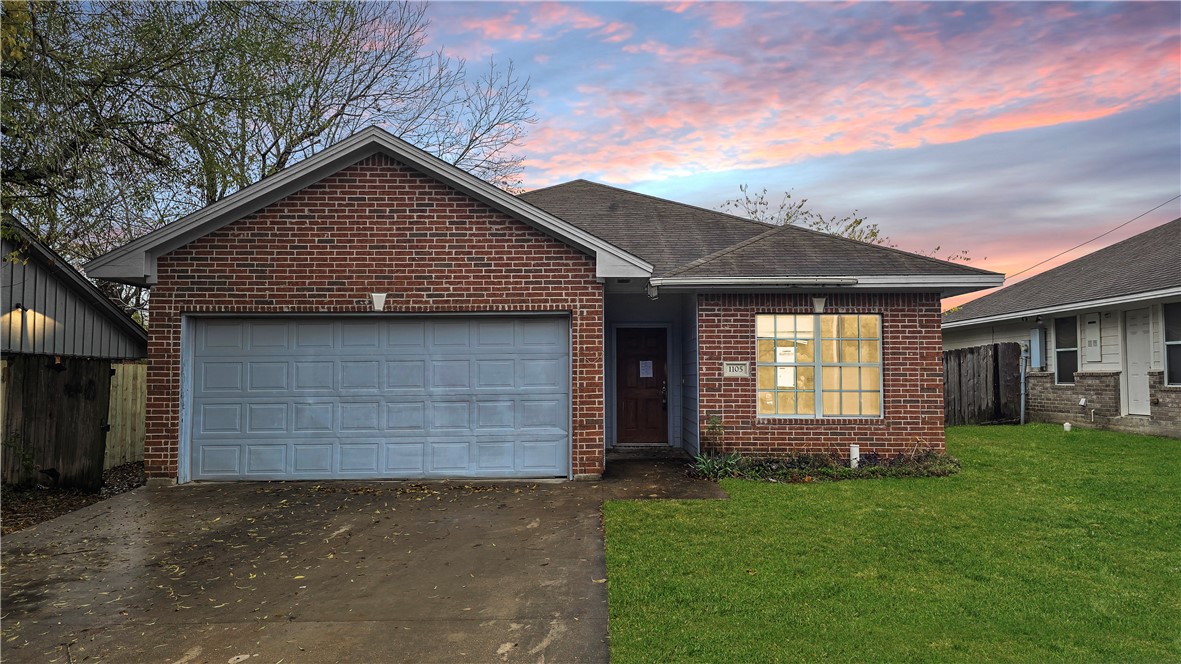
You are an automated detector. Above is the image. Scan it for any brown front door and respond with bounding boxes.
[616,327,668,444]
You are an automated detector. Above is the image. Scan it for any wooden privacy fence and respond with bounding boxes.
[943,343,1022,426]
[105,361,146,469]
[2,355,111,490]
[1,357,146,490]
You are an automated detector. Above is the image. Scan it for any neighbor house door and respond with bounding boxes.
[616,328,668,444]
[1125,308,1151,415]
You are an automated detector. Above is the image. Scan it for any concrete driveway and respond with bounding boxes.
[1,460,724,664]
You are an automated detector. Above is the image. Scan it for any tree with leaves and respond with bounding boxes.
[720,185,972,262]
[2,1,535,315]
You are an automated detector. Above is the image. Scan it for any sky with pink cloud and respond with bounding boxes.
[423,1,1181,308]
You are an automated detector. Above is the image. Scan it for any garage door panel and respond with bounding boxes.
[190,317,570,480]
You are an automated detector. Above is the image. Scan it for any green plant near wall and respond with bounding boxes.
[703,414,725,450]
[2,430,35,483]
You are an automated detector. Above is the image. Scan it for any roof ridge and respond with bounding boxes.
[661,223,794,277]
[527,179,776,231]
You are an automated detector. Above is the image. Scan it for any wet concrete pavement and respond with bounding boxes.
[1,459,725,663]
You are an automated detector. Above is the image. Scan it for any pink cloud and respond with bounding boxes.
[520,3,1181,186]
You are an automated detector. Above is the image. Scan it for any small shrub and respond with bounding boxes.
[690,448,960,483]
[693,452,743,479]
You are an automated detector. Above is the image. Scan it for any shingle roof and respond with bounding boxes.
[521,180,998,280]
[943,217,1181,324]
[519,180,771,274]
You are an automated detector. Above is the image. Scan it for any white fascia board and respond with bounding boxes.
[85,127,652,285]
[942,285,1181,329]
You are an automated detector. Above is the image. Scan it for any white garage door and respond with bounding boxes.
[187,316,570,480]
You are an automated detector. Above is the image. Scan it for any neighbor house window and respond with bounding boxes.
[1054,316,1078,384]
[1166,303,1181,386]
[756,314,882,418]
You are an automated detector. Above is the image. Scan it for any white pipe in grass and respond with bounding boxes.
[849,444,860,469]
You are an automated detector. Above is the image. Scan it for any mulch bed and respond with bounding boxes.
[1,461,145,535]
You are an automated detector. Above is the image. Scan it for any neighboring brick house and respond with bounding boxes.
[86,127,1001,484]
[943,217,1181,438]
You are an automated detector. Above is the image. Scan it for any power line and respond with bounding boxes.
[1006,194,1181,281]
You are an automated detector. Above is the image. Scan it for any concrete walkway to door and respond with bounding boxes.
[1,459,725,664]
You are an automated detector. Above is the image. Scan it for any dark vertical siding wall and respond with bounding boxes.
[2,237,144,359]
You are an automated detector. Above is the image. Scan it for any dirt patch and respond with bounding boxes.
[1,461,145,534]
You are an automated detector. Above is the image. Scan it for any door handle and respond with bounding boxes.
[661,380,667,408]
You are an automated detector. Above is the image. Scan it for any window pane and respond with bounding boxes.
[1056,350,1078,383]
[1165,304,1181,343]
[775,315,795,336]
[757,366,776,389]
[822,366,840,390]
[773,340,797,363]
[1167,344,1181,385]
[758,391,776,414]
[798,367,815,390]
[820,315,838,338]
[777,366,796,388]
[796,339,814,362]
[756,315,775,339]
[840,315,859,338]
[841,366,859,390]
[821,340,839,362]
[777,392,796,415]
[861,392,881,416]
[841,340,859,362]
[798,392,816,415]
[757,339,775,363]
[841,392,860,415]
[859,315,880,339]
[861,366,881,391]
[823,391,840,415]
[1055,317,1077,349]
[796,315,814,338]
[861,339,881,363]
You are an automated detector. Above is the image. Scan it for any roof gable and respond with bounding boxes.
[85,128,652,285]
[944,217,1181,326]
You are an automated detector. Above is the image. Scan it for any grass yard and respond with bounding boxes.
[603,424,1181,663]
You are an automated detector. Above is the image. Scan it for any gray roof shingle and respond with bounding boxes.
[521,179,998,280]
[519,180,771,274]
[943,217,1181,324]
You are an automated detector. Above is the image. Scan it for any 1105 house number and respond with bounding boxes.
[723,361,750,378]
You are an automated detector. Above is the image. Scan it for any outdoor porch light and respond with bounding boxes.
[370,293,387,311]
[812,296,826,313]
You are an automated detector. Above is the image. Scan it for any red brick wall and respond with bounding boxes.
[697,292,945,457]
[146,154,605,480]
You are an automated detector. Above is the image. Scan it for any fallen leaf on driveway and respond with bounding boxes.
[592,578,607,583]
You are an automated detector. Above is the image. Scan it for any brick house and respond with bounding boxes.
[943,217,1181,438]
[86,127,1001,483]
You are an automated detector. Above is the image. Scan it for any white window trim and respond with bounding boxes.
[755,313,884,420]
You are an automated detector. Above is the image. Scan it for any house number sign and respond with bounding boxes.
[723,361,750,378]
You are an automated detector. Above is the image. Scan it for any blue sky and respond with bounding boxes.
[424,1,1181,306]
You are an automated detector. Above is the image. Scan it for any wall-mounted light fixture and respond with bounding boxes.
[12,302,27,312]
[370,293,387,311]
[812,296,826,314]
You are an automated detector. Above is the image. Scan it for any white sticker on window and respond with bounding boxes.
[776,347,796,363]
[639,360,653,378]
[777,366,795,388]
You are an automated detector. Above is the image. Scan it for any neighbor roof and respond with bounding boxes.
[523,180,1001,295]
[943,217,1181,327]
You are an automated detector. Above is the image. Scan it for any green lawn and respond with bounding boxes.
[603,425,1181,663]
